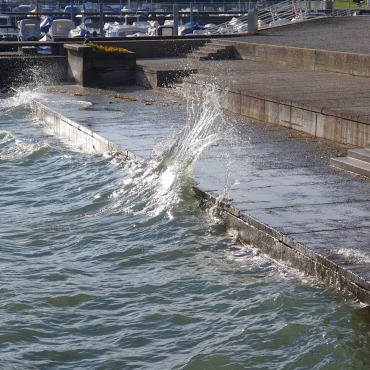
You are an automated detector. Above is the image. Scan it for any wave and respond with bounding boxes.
[0,133,51,162]
[0,87,92,113]
[107,83,229,218]
[0,130,15,146]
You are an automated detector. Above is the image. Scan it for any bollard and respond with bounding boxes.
[173,4,179,36]
[190,3,194,26]
[99,3,104,37]
[248,7,258,34]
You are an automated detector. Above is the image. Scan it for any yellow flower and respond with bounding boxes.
[86,42,130,54]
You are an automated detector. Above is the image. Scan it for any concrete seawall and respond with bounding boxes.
[31,100,142,163]
[194,188,370,305]
[2,26,369,149]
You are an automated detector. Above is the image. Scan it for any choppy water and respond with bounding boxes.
[1,88,370,370]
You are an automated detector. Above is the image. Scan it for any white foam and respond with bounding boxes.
[108,83,228,217]
[333,247,370,264]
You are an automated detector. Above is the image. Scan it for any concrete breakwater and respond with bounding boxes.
[2,17,369,149]
[3,39,370,148]
[30,100,142,163]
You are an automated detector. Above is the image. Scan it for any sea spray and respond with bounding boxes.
[0,134,50,161]
[0,87,92,113]
[110,83,232,217]
[0,88,43,111]
[2,83,237,219]
[7,60,65,91]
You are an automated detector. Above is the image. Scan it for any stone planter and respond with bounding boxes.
[64,44,136,87]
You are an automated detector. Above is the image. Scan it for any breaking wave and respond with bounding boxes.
[0,87,92,113]
[109,83,228,217]
[0,130,50,161]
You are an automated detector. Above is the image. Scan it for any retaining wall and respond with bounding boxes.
[103,39,209,58]
[55,38,210,59]
[30,100,143,163]
[219,85,370,148]
[64,44,136,87]
[0,55,66,89]
[230,41,370,77]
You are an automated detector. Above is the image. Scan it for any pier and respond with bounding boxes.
[3,15,370,304]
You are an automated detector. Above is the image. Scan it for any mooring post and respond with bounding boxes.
[248,7,258,34]
[173,4,179,36]
[190,3,194,26]
[99,3,104,37]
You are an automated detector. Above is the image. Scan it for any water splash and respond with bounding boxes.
[111,83,227,217]
[0,130,15,145]
[331,248,370,265]
[0,87,92,114]
[7,59,65,92]
[0,131,50,161]
[0,87,44,111]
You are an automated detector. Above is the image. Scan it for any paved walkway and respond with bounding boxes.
[138,56,370,124]
[230,16,370,54]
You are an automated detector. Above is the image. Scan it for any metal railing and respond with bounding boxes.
[191,0,356,36]
[192,0,304,35]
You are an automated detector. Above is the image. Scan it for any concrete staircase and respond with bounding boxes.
[330,147,370,178]
[186,41,235,61]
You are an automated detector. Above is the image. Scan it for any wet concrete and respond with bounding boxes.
[31,82,370,304]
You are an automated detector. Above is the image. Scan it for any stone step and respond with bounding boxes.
[210,43,235,50]
[187,49,233,60]
[348,148,370,163]
[188,46,230,54]
[200,44,233,52]
[186,41,235,61]
[330,156,370,178]
[181,72,207,82]
[170,72,213,90]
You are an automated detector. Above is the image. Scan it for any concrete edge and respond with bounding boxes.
[227,41,370,77]
[64,44,91,52]
[135,64,198,88]
[193,186,370,305]
[180,79,370,147]
[30,100,143,163]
